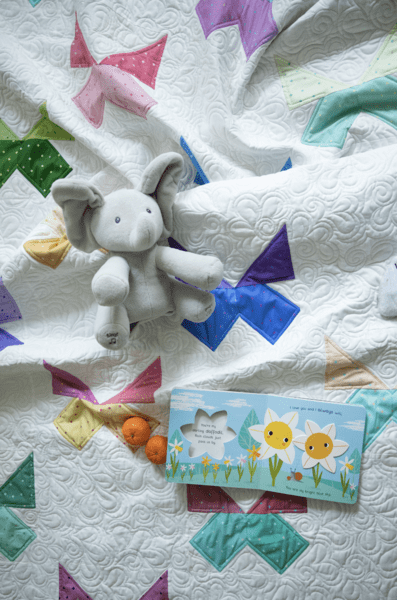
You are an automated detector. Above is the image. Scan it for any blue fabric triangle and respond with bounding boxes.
[0,328,23,352]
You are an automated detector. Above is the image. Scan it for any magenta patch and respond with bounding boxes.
[70,15,167,127]
[59,564,93,600]
[43,360,98,404]
[187,485,307,514]
[44,358,161,405]
[140,571,169,600]
[0,277,22,324]
[102,357,162,404]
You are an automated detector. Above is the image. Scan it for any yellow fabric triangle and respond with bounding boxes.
[274,56,348,110]
[324,336,388,390]
[23,234,71,269]
[360,23,397,84]
[53,398,160,451]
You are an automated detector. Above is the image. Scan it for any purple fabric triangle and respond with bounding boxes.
[0,277,22,324]
[43,360,98,404]
[59,564,94,600]
[237,224,295,287]
[0,328,23,351]
[140,571,169,600]
[167,237,186,252]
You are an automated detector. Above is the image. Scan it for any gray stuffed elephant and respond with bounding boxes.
[51,153,223,350]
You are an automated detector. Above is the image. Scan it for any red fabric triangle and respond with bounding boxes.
[187,485,243,513]
[103,357,161,404]
[100,35,167,89]
[70,15,97,68]
[59,564,94,600]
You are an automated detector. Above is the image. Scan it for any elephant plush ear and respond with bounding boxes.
[51,180,105,253]
[139,152,183,237]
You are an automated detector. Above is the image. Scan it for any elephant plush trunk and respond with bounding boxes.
[129,214,156,251]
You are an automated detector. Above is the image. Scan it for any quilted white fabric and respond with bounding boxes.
[1,0,397,598]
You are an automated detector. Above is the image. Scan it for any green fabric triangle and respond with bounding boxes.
[361,23,397,84]
[0,453,35,509]
[274,56,348,110]
[0,120,19,141]
[23,103,74,141]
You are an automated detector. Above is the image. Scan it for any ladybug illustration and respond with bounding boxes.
[287,470,303,481]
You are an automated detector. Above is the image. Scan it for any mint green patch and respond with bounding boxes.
[274,56,348,110]
[302,75,397,148]
[347,389,396,451]
[23,103,74,141]
[360,23,397,84]
[190,513,309,572]
[0,506,36,561]
[0,452,35,508]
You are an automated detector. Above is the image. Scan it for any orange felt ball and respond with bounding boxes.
[145,435,168,464]
[122,417,151,446]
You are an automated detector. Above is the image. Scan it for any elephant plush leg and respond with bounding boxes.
[95,304,130,349]
[171,280,216,323]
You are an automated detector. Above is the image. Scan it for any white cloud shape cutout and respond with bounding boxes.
[180,409,236,460]
[171,391,216,412]
[341,420,365,431]
[223,398,252,408]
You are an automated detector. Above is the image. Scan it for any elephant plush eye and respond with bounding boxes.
[146,208,152,214]
[115,217,120,223]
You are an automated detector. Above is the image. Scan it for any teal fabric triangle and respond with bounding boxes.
[0,453,35,508]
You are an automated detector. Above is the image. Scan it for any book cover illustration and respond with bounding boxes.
[166,389,366,504]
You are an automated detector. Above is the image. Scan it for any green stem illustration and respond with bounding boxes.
[189,470,194,480]
[181,471,185,481]
[213,470,219,483]
[269,454,283,486]
[224,466,232,483]
[237,466,244,481]
[340,470,350,497]
[202,465,210,483]
[247,459,257,483]
[170,453,179,478]
[312,463,323,488]
[350,488,355,501]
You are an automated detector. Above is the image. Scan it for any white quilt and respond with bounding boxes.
[1,0,397,598]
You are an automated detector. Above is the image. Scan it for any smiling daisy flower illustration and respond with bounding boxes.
[293,421,349,488]
[249,409,303,486]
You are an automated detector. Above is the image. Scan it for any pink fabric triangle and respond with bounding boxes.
[43,360,98,404]
[72,63,156,128]
[101,35,167,89]
[140,571,169,600]
[103,357,161,404]
[59,564,94,600]
[70,15,97,68]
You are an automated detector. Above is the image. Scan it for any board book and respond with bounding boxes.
[166,389,366,504]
